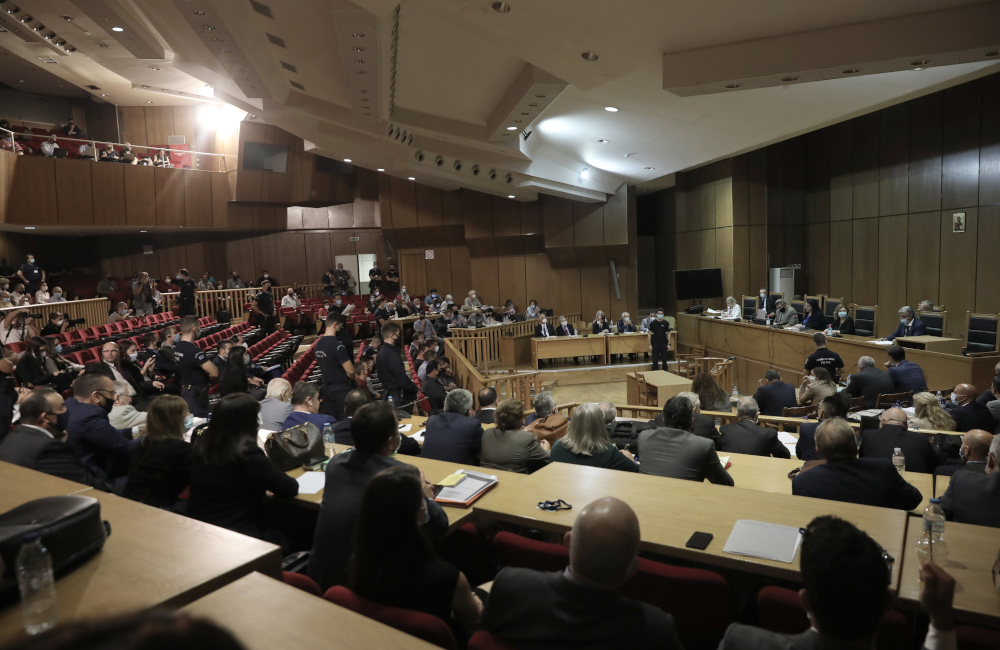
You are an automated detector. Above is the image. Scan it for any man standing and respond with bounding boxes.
[885,345,928,393]
[17,253,44,297]
[175,269,197,317]
[375,322,418,412]
[131,272,155,316]
[751,370,797,416]
[317,313,356,421]
[174,316,218,417]
[334,263,352,294]
[367,262,382,293]
[251,280,276,335]
[647,308,670,371]
[226,271,245,289]
[882,305,926,341]
[719,397,792,458]
[384,263,400,293]
[804,332,844,382]
[322,268,336,297]
[96,273,117,299]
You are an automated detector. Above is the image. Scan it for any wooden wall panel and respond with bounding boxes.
[228,204,253,230]
[731,226,750,298]
[211,172,233,228]
[303,232,333,287]
[573,201,604,246]
[908,93,943,213]
[852,219,878,306]
[981,74,1000,206]
[425,247,454,298]
[225,237,256,281]
[579,264,610,322]
[604,184,628,243]
[542,195,574,247]
[8,157,57,226]
[782,138,805,225]
[520,200,541,235]
[805,222,830,295]
[184,171,213,228]
[497,256,527,312]
[828,221,853,301]
[154,167,185,227]
[748,225,767,295]
[91,162,126,227]
[975,205,1000,314]
[449,244,471,301]
[462,190,492,239]
[524,255,551,311]
[398,252,427,297]
[124,165,156,227]
[938,208,977,338]
[143,107,174,147]
[829,121,853,221]
[716,227,734,299]
[492,197,520,238]
[879,103,909,217]
[119,107,147,147]
[469,257,500,307]
[551,266,582,317]
[54,159,93,226]
[805,130,831,224]
[905,211,940,308]
[415,184,443,229]
[941,81,981,210]
[699,164,717,229]
[852,113,880,220]
[876,215,907,336]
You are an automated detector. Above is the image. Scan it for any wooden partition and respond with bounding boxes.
[449,318,538,371]
[1,298,109,332]
[444,338,541,408]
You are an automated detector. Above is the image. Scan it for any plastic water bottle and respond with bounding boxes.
[914,498,949,569]
[892,447,905,478]
[322,423,335,444]
[16,534,57,635]
[765,316,771,326]
[936,391,946,408]
[387,395,395,411]
[732,385,739,400]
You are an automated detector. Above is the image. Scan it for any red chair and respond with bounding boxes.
[5,341,25,354]
[468,631,517,650]
[282,571,321,597]
[81,347,102,364]
[323,586,457,649]
[621,558,731,641]
[492,531,569,573]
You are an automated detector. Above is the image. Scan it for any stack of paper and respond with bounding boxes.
[723,520,803,563]
[867,340,893,346]
[435,469,498,507]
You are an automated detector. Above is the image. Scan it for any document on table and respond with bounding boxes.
[398,423,413,433]
[705,309,722,314]
[723,520,803,563]
[718,455,730,467]
[410,429,425,444]
[867,340,893,345]
[435,469,498,505]
[783,443,798,456]
[777,432,797,444]
[296,472,327,495]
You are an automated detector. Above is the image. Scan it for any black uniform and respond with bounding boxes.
[322,272,335,297]
[375,343,418,413]
[384,269,399,292]
[368,267,382,291]
[648,318,671,371]
[177,277,197,316]
[253,289,275,335]
[316,334,353,420]
[805,348,845,383]
[175,340,211,416]
[19,262,43,296]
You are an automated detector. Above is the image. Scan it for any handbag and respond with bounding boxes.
[264,422,327,471]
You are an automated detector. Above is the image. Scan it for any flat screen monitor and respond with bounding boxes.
[673,268,724,302]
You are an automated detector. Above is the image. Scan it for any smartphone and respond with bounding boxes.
[685,531,713,550]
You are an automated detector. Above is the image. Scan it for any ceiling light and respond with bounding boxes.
[230,59,239,64]
[579,167,590,180]
[98,43,110,48]
[192,10,206,16]
[147,100,153,104]
[6,6,19,15]
[202,24,215,30]
[344,158,351,162]
[19,14,31,23]
[781,76,800,82]
[534,94,547,99]
[604,106,618,112]
[32,23,43,31]
[356,71,367,75]
[841,68,861,74]
[507,194,515,199]
[24,226,35,230]
[148,66,159,71]
[44,32,54,39]
[61,15,74,22]
[407,176,415,181]
[377,168,385,172]
[491,1,511,13]
[506,126,517,131]
[581,51,599,62]
[912,68,924,71]
[724,83,742,89]
[111,26,123,32]
[596,139,609,143]
[352,47,364,52]
[351,32,364,37]
[101,93,108,96]
[211,37,224,42]
[910,59,931,66]
[528,103,538,107]
[644,167,655,170]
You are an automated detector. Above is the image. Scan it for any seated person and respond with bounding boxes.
[258,378,293,432]
[65,372,140,488]
[591,310,611,334]
[935,429,992,477]
[910,391,956,431]
[939,434,1000,528]
[948,383,995,433]
[719,397,791,458]
[123,395,192,511]
[108,381,148,430]
[858,407,938,473]
[524,391,570,443]
[482,497,682,649]
[647,391,721,449]
[151,148,171,166]
[882,305,926,341]
[797,367,838,406]
[64,119,83,137]
[751,369,797,416]
[330,389,372,446]
[722,295,741,319]
[792,417,922,510]
[638,396,734,485]
[218,345,264,397]
[845,356,894,409]
[769,298,798,327]
[281,381,337,430]
[796,394,848,461]
[884,345,927,393]
[480,399,550,474]
[420,359,448,412]
[800,298,826,330]
[420,389,483,465]
[830,305,855,334]
[40,135,61,157]
[551,402,638,472]
[474,387,497,424]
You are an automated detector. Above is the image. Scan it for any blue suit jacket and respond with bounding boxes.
[65,398,139,482]
[792,458,923,510]
[751,381,798,417]
[795,422,820,461]
[282,410,337,430]
[420,412,484,465]
[887,360,928,393]
[885,319,926,341]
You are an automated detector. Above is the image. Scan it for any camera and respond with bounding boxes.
[68,317,86,326]
[24,313,44,320]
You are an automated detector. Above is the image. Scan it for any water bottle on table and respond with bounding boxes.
[914,498,949,570]
[322,423,335,444]
[16,534,58,635]
[891,447,905,478]
[731,385,739,400]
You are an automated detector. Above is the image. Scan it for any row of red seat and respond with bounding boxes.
[3,312,183,356]
[194,321,254,351]
[281,339,319,386]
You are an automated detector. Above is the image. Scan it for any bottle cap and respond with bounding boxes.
[929,498,941,504]
[894,448,901,452]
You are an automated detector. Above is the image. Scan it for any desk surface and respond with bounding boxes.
[0,460,94,502]
[897,518,1000,627]
[474,462,907,586]
[0,485,282,642]
[627,370,691,388]
[181,572,439,650]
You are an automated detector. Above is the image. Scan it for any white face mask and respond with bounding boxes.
[900,317,908,324]
[950,393,959,405]
[838,311,847,318]
[656,314,664,320]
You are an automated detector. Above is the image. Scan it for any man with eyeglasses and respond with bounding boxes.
[857,407,939,474]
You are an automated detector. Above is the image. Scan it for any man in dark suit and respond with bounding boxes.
[307,401,448,590]
[420,388,484,464]
[211,339,233,376]
[858,407,938,473]
[420,359,448,413]
[948,383,995,433]
[845,356,895,409]
[939,434,1000,528]
[935,430,992,477]
[375,322,418,412]
[0,387,112,491]
[475,387,497,425]
[719,515,957,650]
[481,497,682,649]
[64,372,140,489]
[719,397,791,458]
[637,396,734,485]
[884,345,927,394]
[796,394,848,461]
[751,369,797,416]
[793,417,922,510]
[649,392,722,449]
[882,305,926,341]
[534,315,555,338]
[556,315,580,365]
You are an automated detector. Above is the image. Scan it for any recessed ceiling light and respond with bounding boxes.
[408,176,415,181]
[781,76,800,82]
[344,158,352,162]
[20,15,33,23]
[724,83,742,89]
[352,32,365,38]
[32,23,44,31]
[604,106,619,112]
[202,24,215,30]
[581,51,599,62]
[356,71,367,75]
[140,230,146,233]
[148,66,159,71]
[61,15,74,21]
[520,112,530,116]
[507,194,515,199]
[528,103,538,107]
[354,59,366,64]
[491,1,511,13]
[24,226,35,230]
[147,100,153,103]
[644,167,655,170]
[101,93,108,96]
[912,68,924,71]
[579,167,590,180]
[111,26,123,32]
[841,68,861,74]
[352,47,364,52]
[534,94,547,99]
[211,37,224,42]
[596,138,609,143]
[377,168,385,172]
[98,43,110,48]
[506,126,517,131]
[192,10,206,16]
[910,59,931,66]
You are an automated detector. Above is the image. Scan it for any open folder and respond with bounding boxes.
[434,469,498,507]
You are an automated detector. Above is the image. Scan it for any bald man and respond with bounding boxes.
[948,384,995,433]
[940,434,1000,528]
[481,497,681,649]
[858,407,939,474]
[935,430,993,477]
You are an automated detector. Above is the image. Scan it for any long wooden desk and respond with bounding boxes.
[531,335,608,368]
[182,572,439,650]
[625,370,692,405]
[896,335,963,356]
[0,460,94,502]
[897,518,1000,627]
[0,477,282,642]
[474,462,907,587]
[676,314,1000,395]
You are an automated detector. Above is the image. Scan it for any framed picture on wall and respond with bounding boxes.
[953,213,966,233]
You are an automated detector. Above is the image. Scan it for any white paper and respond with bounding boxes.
[718,455,730,466]
[784,442,798,456]
[398,423,413,433]
[410,430,425,444]
[777,432,798,444]
[706,308,721,314]
[296,472,326,495]
[867,340,893,346]
[436,469,497,502]
[723,520,803,563]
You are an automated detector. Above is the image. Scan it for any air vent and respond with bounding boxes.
[249,0,274,19]
[265,32,285,48]
[290,80,305,91]
[36,56,57,64]
[280,60,297,73]
[85,84,100,90]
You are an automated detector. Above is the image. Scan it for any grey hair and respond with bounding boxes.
[726,295,736,304]
[736,396,759,419]
[561,403,611,456]
[112,381,130,399]
[445,388,474,415]
[266,378,292,401]
[678,391,701,411]
[991,434,1000,463]
[859,356,876,369]
[533,391,557,417]
[919,300,934,311]
[899,306,915,318]
[597,401,616,423]
[775,299,787,309]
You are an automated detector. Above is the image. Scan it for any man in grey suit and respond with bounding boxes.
[637,396,734,485]
[719,397,791,458]
[719,515,958,649]
[939,434,1000,528]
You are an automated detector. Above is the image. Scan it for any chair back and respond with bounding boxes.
[281,571,321,597]
[823,297,843,320]
[849,396,867,412]
[323,586,457,649]
[741,295,759,317]
[966,312,999,353]
[790,300,805,319]
[493,531,569,573]
[709,359,733,392]
[804,294,824,311]
[853,305,877,337]
[876,391,913,408]
[620,558,732,640]
[782,404,816,418]
[768,291,784,305]
[919,310,946,338]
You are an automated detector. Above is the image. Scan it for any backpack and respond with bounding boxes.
[606,420,655,452]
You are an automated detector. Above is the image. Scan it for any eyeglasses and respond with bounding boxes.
[537,499,572,512]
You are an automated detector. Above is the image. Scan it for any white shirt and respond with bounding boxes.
[40,141,57,156]
[35,291,50,303]
[539,323,551,337]
[724,304,742,319]
[0,320,26,344]
[281,295,301,308]
[105,361,135,396]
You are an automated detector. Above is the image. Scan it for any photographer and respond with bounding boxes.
[131,271,155,316]
[43,337,83,391]
[41,312,81,337]
[0,308,40,345]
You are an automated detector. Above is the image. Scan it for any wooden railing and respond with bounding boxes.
[1,297,110,333]
[444,338,541,408]
[160,284,329,322]
[449,318,538,372]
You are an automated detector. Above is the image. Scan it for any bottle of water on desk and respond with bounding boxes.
[892,447,905,478]
[16,534,58,635]
[914,498,949,569]
[322,422,335,444]
[732,385,739,400]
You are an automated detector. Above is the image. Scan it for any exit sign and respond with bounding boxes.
[349,236,360,242]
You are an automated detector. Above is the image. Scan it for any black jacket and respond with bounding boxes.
[719,420,790,458]
[792,458,922,511]
[940,470,1000,528]
[422,376,447,412]
[845,367,895,409]
[751,381,798,417]
[375,344,416,393]
[858,424,938,473]
[949,400,995,434]
[475,409,497,425]
[420,412,484,465]
[0,425,112,491]
[795,422,820,461]
[123,437,192,509]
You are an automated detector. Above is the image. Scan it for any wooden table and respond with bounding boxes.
[181,572,439,650]
[475,462,908,586]
[897,518,1000,627]
[499,333,534,368]
[0,486,282,642]
[625,370,692,405]
[0,460,94,502]
[531,336,608,369]
[896,335,964,357]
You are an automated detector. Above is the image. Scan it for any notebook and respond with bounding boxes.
[434,469,498,507]
[722,520,803,563]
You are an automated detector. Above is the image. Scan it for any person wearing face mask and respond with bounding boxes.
[107,301,133,324]
[829,305,855,334]
[217,344,260,398]
[108,381,148,430]
[47,286,67,303]
[131,271,155,316]
[647,308,671,371]
[375,322,419,413]
[398,285,410,303]
[0,386,113,491]
[947,383,995,433]
[384,263,400,293]
[281,381,337,430]
[16,253,44,297]
[281,287,301,309]
[175,316,219,417]
[15,337,67,390]
[317,313,357,421]
[226,271,245,290]
[367,262,382,294]
[769,299,798,328]
[42,336,83,389]
[881,305,926,341]
[423,288,440,307]
[934,429,992,477]
[124,395,193,512]
[40,311,69,337]
[757,287,778,315]
[464,289,482,309]
[334,263,352,294]
[308,401,447,590]
[175,268,198,317]
[96,273,117,299]
[373,297,391,328]
[250,280,276,335]
[65,372,142,489]
[34,282,50,304]
[257,270,278,287]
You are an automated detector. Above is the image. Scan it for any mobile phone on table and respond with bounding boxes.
[685,531,713,550]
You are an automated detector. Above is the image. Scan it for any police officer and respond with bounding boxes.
[317,313,356,420]
[647,308,671,371]
[375,322,418,413]
[384,263,400,293]
[368,262,382,293]
[251,280,276,335]
[17,254,44,297]
[176,269,197,317]
[174,315,218,416]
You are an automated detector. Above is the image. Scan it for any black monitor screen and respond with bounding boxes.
[673,268,724,302]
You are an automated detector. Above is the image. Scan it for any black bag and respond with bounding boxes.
[0,495,110,606]
[607,421,654,452]
[216,308,231,324]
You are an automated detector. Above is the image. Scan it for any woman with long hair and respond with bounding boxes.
[350,465,482,634]
[14,337,57,388]
[550,402,638,472]
[910,392,957,431]
[797,367,838,406]
[124,395,192,511]
[801,299,826,330]
[188,394,298,544]
[218,345,250,396]
[42,336,82,391]
[692,372,731,412]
